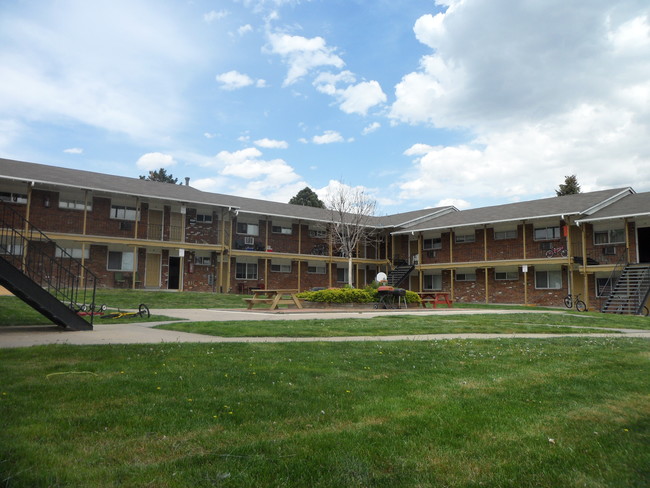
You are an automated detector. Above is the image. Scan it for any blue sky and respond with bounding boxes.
[1,0,649,214]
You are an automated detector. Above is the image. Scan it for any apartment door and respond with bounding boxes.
[168,256,180,289]
[170,212,183,241]
[145,253,161,288]
[638,227,650,263]
[148,210,163,240]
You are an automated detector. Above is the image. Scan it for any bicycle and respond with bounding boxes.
[563,293,587,312]
[546,246,568,258]
[100,303,150,320]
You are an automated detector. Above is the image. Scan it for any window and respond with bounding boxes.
[235,262,258,280]
[494,229,517,240]
[336,267,348,282]
[535,270,562,289]
[495,271,518,281]
[596,277,610,297]
[0,243,23,255]
[455,272,476,281]
[308,265,326,274]
[455,233,475,243]
[594,229,625,245]
[534,226,560,240]
[237,222,259,236]
[110,205,139,221]
[196,213,213,223]
[59,198,91,211]
[107,251,134,271]
[55,247,90,259]
[0,192,27,204]
[271,263,292,273]
[423,274,442,290]
[194,255,212,266]
[309,229,327,238]
[272,225,293,235]
[423,237,442,250]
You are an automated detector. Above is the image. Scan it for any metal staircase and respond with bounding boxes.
[601,263,650,315]
[0,201,96,330]
[386,264,415,288]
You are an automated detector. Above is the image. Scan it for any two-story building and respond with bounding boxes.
[1,157,648,311]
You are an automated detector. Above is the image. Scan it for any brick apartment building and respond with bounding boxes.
[1,157,649,310]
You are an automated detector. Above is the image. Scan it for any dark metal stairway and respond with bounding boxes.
[601,264,650,315]
[386,264,415,288]
[0,201,97,330]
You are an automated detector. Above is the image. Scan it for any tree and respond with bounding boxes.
[556,175,581,196]
[139,168,180,184]
[326,184,377,287]
[289,187,325,208]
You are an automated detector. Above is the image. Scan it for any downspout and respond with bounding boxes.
[449,229,454,301]
[484,225,489,304]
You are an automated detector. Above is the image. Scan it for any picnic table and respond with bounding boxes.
[418,291,453,308]
[244,289,303,310]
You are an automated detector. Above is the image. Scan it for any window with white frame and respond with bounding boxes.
[423,237,442,250]
[235,262,258,280]
[423,274,442,290]
[236,222,259,236]
[595,277,610,297]
[495,270,518,280]
[594,229,625,245]
[59,198,92,211]
[535,270,562,289]
[271,260,292,273]
[195,213,213,223]
[494,229,517,240]
[307,263,326,274]
[309,228,327,238]
[194,255,212,265]
[0,243,23,255]
[55,247,90,259]
[455,233,475,243]
[110,205,139,221]
[0,192,27,204]
[107,251,134,271]
[455,272,476,281]
[272,224,293,235]
[534,226,560,240]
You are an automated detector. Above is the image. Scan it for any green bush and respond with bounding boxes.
[298,288,421,304]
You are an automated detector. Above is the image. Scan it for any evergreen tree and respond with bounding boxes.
[556,175,581,196]
[139,168,180,184]
[289,187,325,208]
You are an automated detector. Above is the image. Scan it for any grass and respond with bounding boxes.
[154,312,650,337]
[1,338,649,487]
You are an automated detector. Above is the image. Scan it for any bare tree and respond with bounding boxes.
[326,184,377,287]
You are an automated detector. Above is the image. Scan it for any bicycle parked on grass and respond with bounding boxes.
[563,293,587,312]
[100,303,150,320]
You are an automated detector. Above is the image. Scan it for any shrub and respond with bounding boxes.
[298,288,421,304]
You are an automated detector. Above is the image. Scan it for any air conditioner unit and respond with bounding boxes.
[603,246,616,255]
[244,236,254,246]
[539,242,553,251]
[412,254,419,265]
[119,221,132,231]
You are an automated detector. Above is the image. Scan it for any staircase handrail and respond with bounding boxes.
[634,266,650,315]
[599,249,628,312]
[0,201,97,325]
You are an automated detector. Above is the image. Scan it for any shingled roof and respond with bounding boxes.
[392,188,633,234]
[576,191,650,223]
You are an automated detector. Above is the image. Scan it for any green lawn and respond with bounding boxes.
[1,338,649,487]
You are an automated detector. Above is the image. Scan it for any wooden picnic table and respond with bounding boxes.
[418,291,453,308]
[244,289,303,310]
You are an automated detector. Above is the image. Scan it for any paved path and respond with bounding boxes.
[1,308,649,348]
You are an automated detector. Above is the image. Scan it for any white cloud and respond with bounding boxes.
[238,24,253,36]
[362,122,380,135]
[254,138,289,149]
[312,130,344,144]
[203,132,217,139]
[203,10,228,22]
[216,70,256,90]
[136,152,177,171]
[0,0,202,142]
[338,81,387,115]
[390,0,650,206]
[63,147,83,154]
[266,32,345,86]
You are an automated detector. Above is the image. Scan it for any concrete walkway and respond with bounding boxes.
[1,308,649,348]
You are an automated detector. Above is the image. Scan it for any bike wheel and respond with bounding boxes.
[563,296,572,308]
[546,250,553,258]
[138,303,150,318]
[576,300,587,312]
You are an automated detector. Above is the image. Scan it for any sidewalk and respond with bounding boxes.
[1,308,649,349]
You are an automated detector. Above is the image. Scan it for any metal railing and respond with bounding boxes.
[0,201,97,325]
[598,249,628,312]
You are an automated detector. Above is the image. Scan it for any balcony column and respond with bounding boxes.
[449,229,455,301]
[418,233,423,292]
[625,218,630,262]
[484,225,488,304]
[132,198,140,289]
[581,222,589,309]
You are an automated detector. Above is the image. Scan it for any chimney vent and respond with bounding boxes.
[185,177,190,186]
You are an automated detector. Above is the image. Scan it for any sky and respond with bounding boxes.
[1,0,649,215]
